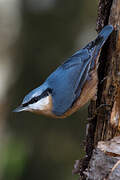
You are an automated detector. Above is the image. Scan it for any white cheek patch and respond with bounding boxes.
[29,96,50,110]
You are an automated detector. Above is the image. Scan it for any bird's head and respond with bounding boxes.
[13,83,53,116]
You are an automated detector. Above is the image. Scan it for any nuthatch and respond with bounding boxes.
[13,25,113,118]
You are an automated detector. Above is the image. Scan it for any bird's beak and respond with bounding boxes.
[13,105,27,112]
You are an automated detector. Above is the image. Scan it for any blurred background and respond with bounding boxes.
[0,0,97,179]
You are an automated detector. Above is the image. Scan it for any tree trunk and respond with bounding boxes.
[73,0,120,179]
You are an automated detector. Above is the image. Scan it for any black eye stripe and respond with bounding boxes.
[22,88,52,107]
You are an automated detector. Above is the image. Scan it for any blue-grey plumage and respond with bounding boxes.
[13,25,113,118]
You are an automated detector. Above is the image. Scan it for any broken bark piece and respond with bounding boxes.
[84,148,120,180]
[98,136,120,156]
[84,137,120,179]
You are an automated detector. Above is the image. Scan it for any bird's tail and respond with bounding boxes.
[84,25,113,64]
[85,25,113,51]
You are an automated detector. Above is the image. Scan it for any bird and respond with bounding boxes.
[13,25,113,118]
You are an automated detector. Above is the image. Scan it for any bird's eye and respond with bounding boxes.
[45,92,48,96]
[22,97,39,107]
[41,88,52,99]
[41,91,49,99]
[33,97,38,102]
[22,88,52,107]
[28,90,51,105]
[30,97,39,104]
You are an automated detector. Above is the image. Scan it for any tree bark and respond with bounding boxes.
[73,0,120,179]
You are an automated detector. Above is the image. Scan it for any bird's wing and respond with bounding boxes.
[47,49,91,116]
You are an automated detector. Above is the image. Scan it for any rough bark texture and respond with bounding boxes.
[73,0,120,179]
